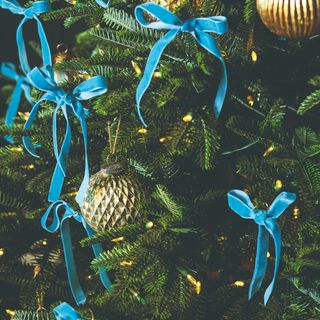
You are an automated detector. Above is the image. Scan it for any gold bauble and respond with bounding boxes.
[81,162,148,232]
[256,0,320,39]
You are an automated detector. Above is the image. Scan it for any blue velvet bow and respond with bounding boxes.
[22,65,108,206]
[42,200,112,305]
[228,190,296,304]
[1,62,32,143]
[0,0,51,75]
[134,2,228,126]
[54,302,83,320]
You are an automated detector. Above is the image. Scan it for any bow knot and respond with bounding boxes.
[252,209,268,225]
[181,18,196,32]
[228,189,296,304]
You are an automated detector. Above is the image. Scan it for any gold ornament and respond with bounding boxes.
[256,0,320,39]
[81,119,148,232]
[81,163,148,232]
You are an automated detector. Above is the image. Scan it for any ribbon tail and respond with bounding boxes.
[136,29,179,127]
[35,16,52,67]
[194,30,227,118]
[264,219,281,305]
[60,212,86,305]
[75,110,89,206]
[48,108,72,202]
[82,219,112,290]
[248,225,269,300]
[16,17,30,75]
[22,98,44,158]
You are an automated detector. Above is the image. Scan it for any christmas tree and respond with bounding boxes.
[0,0,320,319]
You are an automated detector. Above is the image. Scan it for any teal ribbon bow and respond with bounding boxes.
[227,190,296,304]
[54,302,83,320]
[42,200,112,305]
[0,0,51,75]
[134,2,228,126]
[22,65,108,206]
[1,62,32,143]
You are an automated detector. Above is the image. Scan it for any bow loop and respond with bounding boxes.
[228,189,296,304]
[72,76,108,101]
[195,16,228,34]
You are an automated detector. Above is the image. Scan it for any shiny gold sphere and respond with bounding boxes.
[257,0,320,39]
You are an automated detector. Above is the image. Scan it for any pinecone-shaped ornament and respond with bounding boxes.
[81,160,148,232]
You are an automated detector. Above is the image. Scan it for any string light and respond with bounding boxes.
[182,113,193,123]
[263,145,274,157]
[68,191,78,197]
[246,95,254,107]
[251,50,258,63]
[145,221,154,229]
[5,309,15,316]
[233,280,245,287]
[293,207,300,220]
[129,288,139,297]
[95,23,100,28]
[120,260,133,266]
[159,136,169,143]
[274,179,283,191]
[18,111,30,121]
[87,275,93,280]
[98,48,105,56]
[42,240,47,246]
[138,127,148,134]
[0,248,4,256]
[65,0,77,4]
[9,146,23,153]
[186,274,201,294]
[131,60,142,76]
[111,236,124,243]
[21,164,35,170]
[267,251,271,258]
[153,71,162,78]
[33,264,42,278]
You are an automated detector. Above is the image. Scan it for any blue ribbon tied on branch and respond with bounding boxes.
[1,62,32,143]
[134,2,228,127]
[42,200,112,305]
[0,0,51,75]
[53,302,83,320]
[227,190,296,304]
[22,65,108,206]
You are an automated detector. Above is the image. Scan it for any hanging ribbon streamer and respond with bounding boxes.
[42,200,112,305]
[0,62,32,143]
[227,190,296,304]
[54,302,83,320]
[134,2,228,126]
[0,0,52,75]
[22,65,108,206]
[95,0,110,8]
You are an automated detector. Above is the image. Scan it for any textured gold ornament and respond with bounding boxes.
[256,0,320,39]
[81,162,148,232]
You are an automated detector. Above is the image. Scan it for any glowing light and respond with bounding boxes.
[131,60,142,76]
[246,95,254,107]
[267,251,271,258]
[195,281,201,295]
[274,179,283,191]
[22,164,35,170]
[233,280,245,287]
[42,240,47,246]
[293,207,300,220]
[145,221,154,229]
[18,111,30,121]
[6,309,15,316]
[111,236,124,243]
[159,136,167,143]
[0,248,4,256]
[182,113,193,123]
[138,127,148,134]
[9,146,23,153]
[263,145,274,157]
[120,260,133,266]
[153,71,162,78]
[251,50,258,62]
